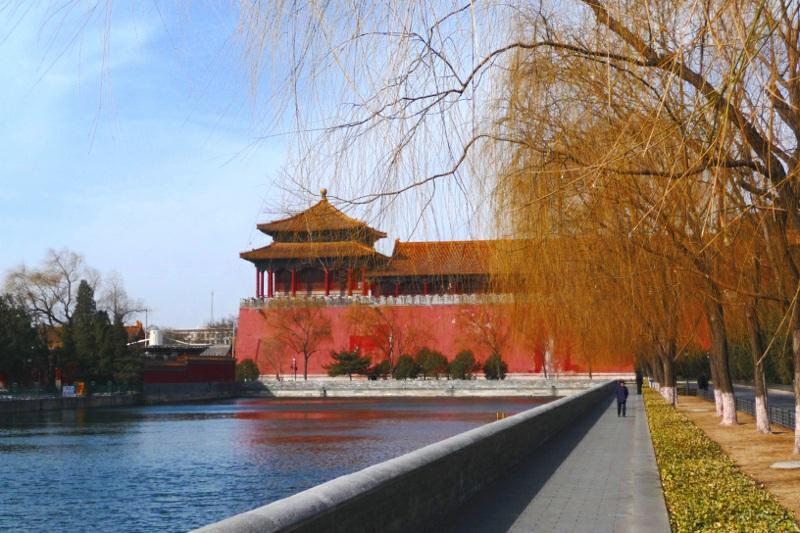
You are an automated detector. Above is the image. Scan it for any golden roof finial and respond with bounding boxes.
[320,188,328,199]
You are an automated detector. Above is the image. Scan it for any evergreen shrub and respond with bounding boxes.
[483,352,507,380]
[367,360,391,380]
[325,349,371,380]
[415,347,448,379]
[392,355,419,380]
[449,350,478,380]
[235,359,260,382]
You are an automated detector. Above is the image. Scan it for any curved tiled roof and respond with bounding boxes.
[373,240,511,277]
[257,196,386,239]
[241,241,388,262]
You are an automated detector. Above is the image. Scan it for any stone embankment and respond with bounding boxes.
[197,380,615,533]
[244,376,625,398]
[1,383,240,414]
[142,382,239,405]
[0,393,140,415]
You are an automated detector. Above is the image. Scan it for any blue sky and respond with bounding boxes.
[0,3,491,328]
[0,3,287,327]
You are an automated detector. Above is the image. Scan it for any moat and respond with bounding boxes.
[0,396,552,532]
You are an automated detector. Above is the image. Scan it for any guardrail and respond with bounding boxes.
[241,293,514,308]
[196,380,615,533]
[680,387,795,429]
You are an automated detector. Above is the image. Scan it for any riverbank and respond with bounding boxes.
[1,382,240,415]
[244,376,617,398]
[1,376,625,414]
[0,393,140,415]
[1,396,550,532]
[197,381,615,533]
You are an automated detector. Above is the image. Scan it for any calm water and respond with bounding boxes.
[0,397,551,532]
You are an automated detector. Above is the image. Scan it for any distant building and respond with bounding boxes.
[45,320,146,351]
[166,327,234,346]
[142,355,235,385]
[240,188,507,298]
[236,190,632,376]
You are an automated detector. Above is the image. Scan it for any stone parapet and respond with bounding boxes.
[240,293,514,309]
[245,377,618,398]
[195,380,616,533]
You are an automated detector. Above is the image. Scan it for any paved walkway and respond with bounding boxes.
[439,393,670,533]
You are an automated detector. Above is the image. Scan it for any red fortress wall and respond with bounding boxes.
[236,304,633,376]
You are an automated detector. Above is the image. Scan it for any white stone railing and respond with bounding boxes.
[240,293,514,309]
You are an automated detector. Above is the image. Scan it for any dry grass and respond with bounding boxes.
[677,395,800,518]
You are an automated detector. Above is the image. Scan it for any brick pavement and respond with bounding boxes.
[439,393,669,533]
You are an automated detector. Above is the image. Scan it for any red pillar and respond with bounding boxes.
[394,281,400,297]
[261,269,266,297]
[361,268,368,296]
[267,269,274,298]
[324,269,330,296]
[423,281,429,296]
[291,268,297,297]
[347,268,353,296]
[256,268,261,297]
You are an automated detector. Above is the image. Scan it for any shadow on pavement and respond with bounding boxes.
[434,396,614,533]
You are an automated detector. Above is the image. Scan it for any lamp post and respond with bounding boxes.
[291,357,297,381]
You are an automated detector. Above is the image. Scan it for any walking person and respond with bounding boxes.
[635,370,643,395]
[616,380,629,417]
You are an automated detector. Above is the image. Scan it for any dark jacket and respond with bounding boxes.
[615,384,629,402]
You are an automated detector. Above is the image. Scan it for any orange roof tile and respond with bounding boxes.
[241,241,389,262]
[257,194,386,239]
[373,240,516,277]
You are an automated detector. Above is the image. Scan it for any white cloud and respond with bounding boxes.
[0,4,284,327]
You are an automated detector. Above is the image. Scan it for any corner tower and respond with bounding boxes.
[241,189,388,297]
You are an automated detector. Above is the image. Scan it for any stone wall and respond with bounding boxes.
[237,304,633,376]
[245,377,626,398]
[142,382,240,405]
[0,393,140,415]
[196,380,616,533]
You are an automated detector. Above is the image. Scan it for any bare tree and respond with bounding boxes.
[99,271,145,323]
[456,303,510,361]
[4,249,99,327]
[346,303,423,369]
[263,299,332,380]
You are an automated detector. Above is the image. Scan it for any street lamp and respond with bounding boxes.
[291,357,297,381]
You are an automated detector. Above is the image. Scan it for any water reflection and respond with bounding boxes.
[0,396,552,532]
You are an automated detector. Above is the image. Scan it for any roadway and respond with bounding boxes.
[680,381,795,409]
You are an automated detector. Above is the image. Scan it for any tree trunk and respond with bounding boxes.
[793,326,800,454]
[660,352,676,406]
[746,303,771,434]
[303,353,309,381]
[706,300,737,425]
[651,355,664,391]
[708,353,723,416]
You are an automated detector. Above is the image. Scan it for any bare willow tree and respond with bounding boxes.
[100,271,146,324]
[4,250,144,329]
[4,249,100,327]
[481,2,799,440]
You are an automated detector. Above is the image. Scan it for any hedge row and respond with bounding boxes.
[643,389,799,532]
